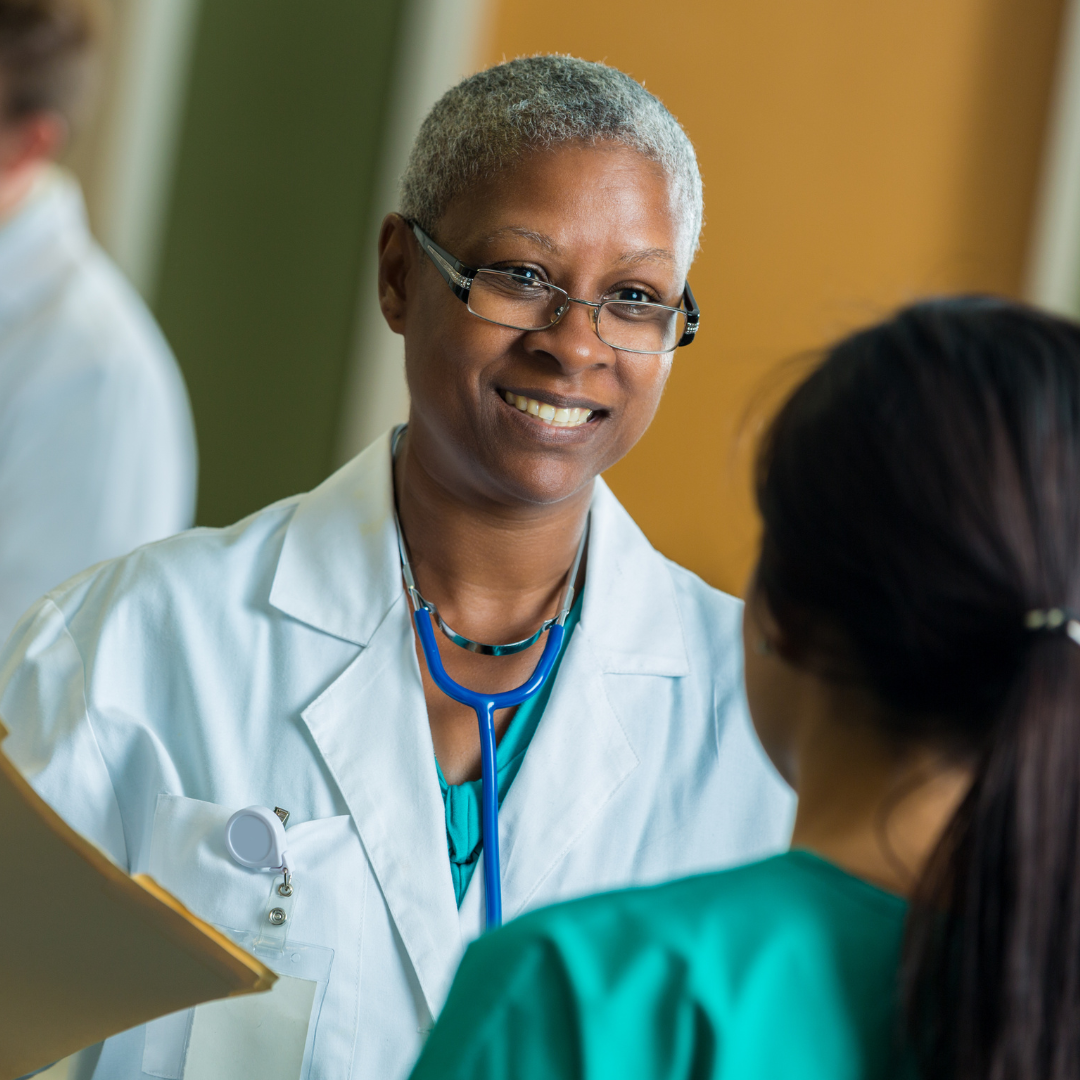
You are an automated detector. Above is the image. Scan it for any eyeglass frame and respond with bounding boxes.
[405,219,700,352]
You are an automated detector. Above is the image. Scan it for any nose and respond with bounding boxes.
[525,298,612,375]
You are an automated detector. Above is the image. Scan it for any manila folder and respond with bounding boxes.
[0,721,275,1079]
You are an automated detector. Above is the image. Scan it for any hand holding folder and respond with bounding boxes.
[0,721,275,1080]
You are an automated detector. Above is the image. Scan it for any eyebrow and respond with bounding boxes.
[617,247,677,267]
[482,225,561,252]
[482,228,678,270]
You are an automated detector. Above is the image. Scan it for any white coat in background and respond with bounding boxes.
[0,432,794,1080]
[0,168,197,642]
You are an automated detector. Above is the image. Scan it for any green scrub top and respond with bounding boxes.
[410,850,912,1080]
[437,592,583,906]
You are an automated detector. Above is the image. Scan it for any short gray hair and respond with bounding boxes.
[400,55,703,259]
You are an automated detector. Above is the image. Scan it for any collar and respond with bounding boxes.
[0,168,90,327]
[579,479,690,676]
[269,433,401,646]
[270,430,690,676]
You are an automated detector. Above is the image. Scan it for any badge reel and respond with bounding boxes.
[224,805,293,900]
[151,806,331,1080]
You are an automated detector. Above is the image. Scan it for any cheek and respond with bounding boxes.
[618,354,673,425]
[405,296,502,405]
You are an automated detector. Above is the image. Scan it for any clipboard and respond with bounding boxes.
[0,720,275,1080]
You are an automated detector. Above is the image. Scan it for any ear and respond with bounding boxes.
[378,213,416,336]
[0,111,67,174]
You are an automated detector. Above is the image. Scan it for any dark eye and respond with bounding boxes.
[498,265,543,282]
[610,287,655,304]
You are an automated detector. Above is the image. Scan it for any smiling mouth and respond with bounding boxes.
[501,390,595,428]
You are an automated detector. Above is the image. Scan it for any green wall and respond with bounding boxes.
[154,0,405,526]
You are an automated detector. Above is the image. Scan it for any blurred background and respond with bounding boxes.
[64,0,1080,600]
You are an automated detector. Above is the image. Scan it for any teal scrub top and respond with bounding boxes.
[410,850,912,1080]
[437,593,583,906]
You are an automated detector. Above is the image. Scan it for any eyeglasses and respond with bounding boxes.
[407,220,699,355]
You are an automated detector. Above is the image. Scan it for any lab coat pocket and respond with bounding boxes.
[140,795,354,1080]
[142,932,333,1080]
[180,933,333,1080]
[142,795,270,931]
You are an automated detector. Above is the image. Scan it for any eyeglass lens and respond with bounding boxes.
[467,270,687,354]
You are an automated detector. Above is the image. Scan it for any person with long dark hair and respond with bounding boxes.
[408,295,1080,1079]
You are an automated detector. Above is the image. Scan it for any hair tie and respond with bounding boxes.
[1024,608,1080,645]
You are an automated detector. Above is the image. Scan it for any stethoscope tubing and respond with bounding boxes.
[412,607,566,928]
[394,423,585,929]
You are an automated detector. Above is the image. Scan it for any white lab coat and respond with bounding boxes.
[0,168,197,642]
[0,432,794,1080]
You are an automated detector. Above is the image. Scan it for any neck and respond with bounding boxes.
[789,704,972,896]
[0,160,46,222]
[393,425,592,644]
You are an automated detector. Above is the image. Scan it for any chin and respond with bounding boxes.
[487,454,599,508]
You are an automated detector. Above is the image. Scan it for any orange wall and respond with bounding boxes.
[484,0,1065,595]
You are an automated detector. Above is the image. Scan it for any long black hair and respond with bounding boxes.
[755,296,1080,1078]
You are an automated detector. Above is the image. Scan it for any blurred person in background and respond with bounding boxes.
[0,0,197,642]
[411,297,1080,1080]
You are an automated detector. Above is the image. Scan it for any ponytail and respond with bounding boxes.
[753,298,1080,1079]
[906,630,1080,1079]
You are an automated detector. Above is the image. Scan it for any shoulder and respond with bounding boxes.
[500,852,805,938]
[488,851,906,990]
[428,854,907,1079]
[36,496,303,644]
[18,237,182,403]
[0,497,304,740]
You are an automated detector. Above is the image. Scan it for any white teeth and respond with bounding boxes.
[502,391,593,428]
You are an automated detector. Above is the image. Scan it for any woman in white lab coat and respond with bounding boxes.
[0,56,792,1080]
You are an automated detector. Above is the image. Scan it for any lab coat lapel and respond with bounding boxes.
[268,434,401,647]
[578,479,690,679]
[272,449,691,996]
[491,629,638,921]
[299,603,463,1017]
[484,480,689,920]
[271,433,463,1016]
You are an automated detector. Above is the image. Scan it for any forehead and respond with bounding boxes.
[437,142,693,275]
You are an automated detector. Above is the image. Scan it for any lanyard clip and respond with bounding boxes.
[277,865,293,897]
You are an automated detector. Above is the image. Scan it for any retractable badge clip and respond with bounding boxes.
[224,805,293,896]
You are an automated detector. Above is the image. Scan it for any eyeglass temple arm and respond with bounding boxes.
[407,219,476,303]
[676,281,700,348]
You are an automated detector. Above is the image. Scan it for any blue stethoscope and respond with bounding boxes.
[391,426,588,929]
